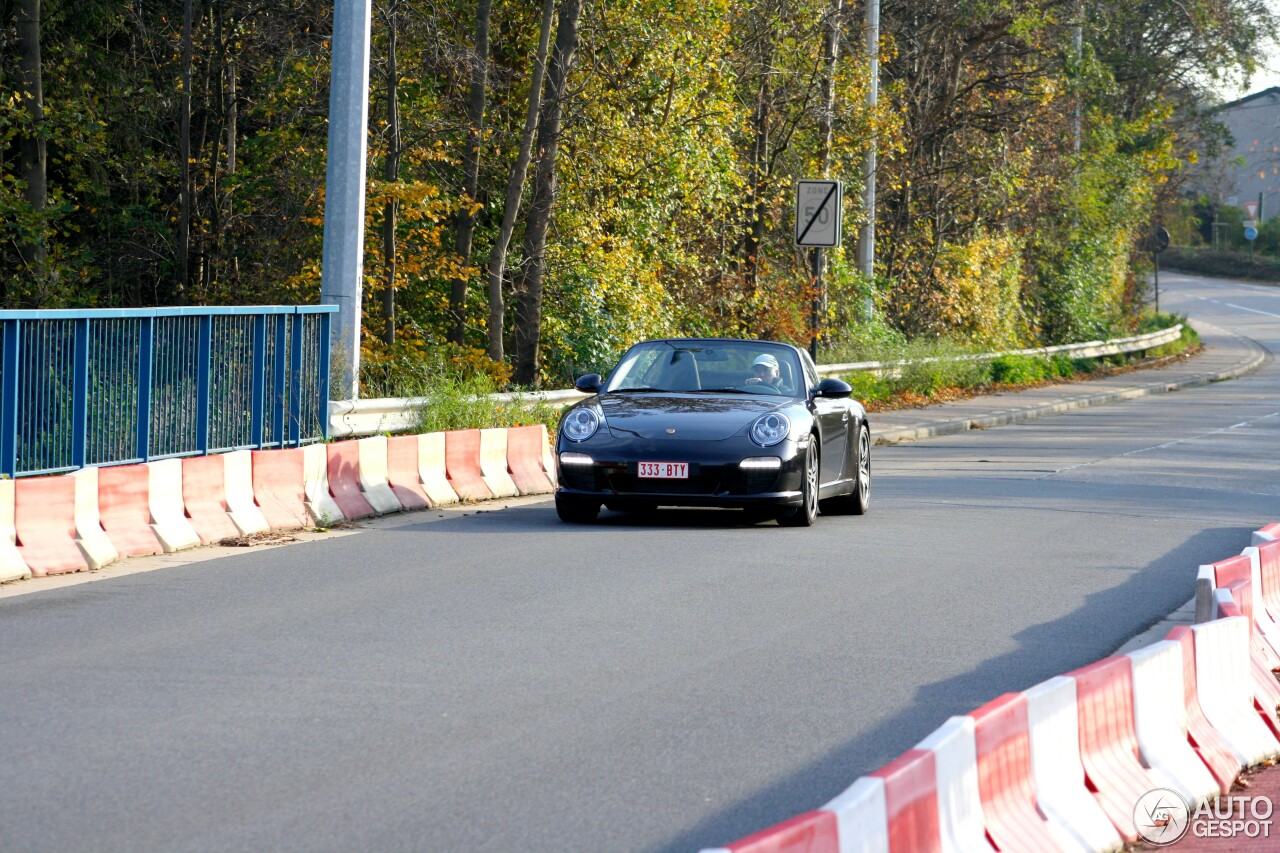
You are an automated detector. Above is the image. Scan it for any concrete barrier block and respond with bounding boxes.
[444,429,491,501]
[0,479,31,582]
[1253,522,1280,546]
[385,435,430,510]
[1166,625,1243,792]
[181,455,241,544]
[912,716,996,852]
[301,443,346,527]
[1127,641,1222,805]
[223,450,270,535]
[506,425,555,495]
[356,435,405,514]
[98,464,165,557]
[969,693,1069,851]
[1022,676,1123,852]
[70,467,119,569]
[478,428,519,499]
[867,749,942,852]
[416,433,458,506]
[147,458,201,553]
[822,776,889,853]
[1191,616,1280,766]
[325,441,375,519]
[252,448,313,530]
[16,474,90,575]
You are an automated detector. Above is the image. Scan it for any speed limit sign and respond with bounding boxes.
[794,180,843,248]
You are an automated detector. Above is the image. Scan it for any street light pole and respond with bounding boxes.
[320,0,373,400]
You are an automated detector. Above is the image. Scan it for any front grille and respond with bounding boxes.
[607,473,722,495]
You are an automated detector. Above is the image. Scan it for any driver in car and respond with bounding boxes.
[745,353,781,390]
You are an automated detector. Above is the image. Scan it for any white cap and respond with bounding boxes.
[752,354,779,370]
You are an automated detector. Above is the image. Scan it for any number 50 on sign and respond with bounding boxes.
[794,180,843,248]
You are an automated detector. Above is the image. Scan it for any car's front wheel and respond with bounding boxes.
[778,440,819,527]
[556,493,601,523]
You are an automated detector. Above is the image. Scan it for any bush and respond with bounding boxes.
[988,354,1052,385]
[359,347,561,436]
[1162,248,1280,283]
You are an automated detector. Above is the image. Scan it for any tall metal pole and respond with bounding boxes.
[857,0,879,318]
[320,0,373,400]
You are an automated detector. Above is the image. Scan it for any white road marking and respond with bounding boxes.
[1178,294,1280,319]
[1039,411,1280,479]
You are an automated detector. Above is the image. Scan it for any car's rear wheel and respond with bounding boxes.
[556,493,600,523]
[820,422,871,516]
[778,440,818,527]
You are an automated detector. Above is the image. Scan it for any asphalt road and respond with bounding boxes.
[1,273,1278,853]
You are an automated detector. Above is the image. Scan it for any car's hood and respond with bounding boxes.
[598,393,789,440]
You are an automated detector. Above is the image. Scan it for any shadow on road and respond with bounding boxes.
[651,524,1250,853]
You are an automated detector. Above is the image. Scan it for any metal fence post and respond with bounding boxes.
[318,311,332,440]
[196,315,212,454]
[251,313,266,449]
[288,312,303,446]
[136,316,154,462]
[0,321,20,478]
[272,315,286,447]
[71,318,90,469]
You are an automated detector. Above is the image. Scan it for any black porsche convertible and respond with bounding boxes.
[554,338,870,525]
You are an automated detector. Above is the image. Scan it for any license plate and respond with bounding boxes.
[637,461,689,479]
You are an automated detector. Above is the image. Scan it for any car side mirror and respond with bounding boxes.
[574,373,603,394]
[815,377,852,399]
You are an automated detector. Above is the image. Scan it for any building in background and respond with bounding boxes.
[1211,87,1280,218]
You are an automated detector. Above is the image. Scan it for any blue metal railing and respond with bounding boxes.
[0,306,336,478]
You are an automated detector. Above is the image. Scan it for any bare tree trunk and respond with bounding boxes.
[15,0,46,299]
[176,0,194,304]
[381,2,401,346]
[743,65,770,294]
[446,0,493,345]
[485,0,555,362]
[511,0,583,386]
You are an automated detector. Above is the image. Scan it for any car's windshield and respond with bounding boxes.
[603,341,804,398]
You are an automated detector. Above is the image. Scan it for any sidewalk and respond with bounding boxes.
[869,320,1269,445]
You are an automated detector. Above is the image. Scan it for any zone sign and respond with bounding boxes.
[794,179,843,248]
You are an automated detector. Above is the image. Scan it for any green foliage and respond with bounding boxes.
[0,0,1267,392]
[362,348,560,435]
[988,354,1052,385]
[1162,248,1280,283]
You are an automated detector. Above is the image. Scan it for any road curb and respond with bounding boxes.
[873,335,1271,445]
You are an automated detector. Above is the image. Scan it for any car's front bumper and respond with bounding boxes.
[554,437,806,509]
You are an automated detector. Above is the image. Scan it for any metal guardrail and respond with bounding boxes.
[0,306,336,478]
[329,325,1184,439]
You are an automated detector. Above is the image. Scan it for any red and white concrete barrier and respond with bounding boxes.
[1023,675,1123,851]
[3,426,556,587]
[417,432,459,506]
[71,466,118,569]
[1126,640,1223,804]
[148,459,201,553]
[356,436,405,514]
[479,428,520,499]
[223,450,271,535]
[912,716,995,852]
[1190,615,1279,766]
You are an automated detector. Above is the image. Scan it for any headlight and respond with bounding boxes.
[562,408,601,442]
[749,412,791,447]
